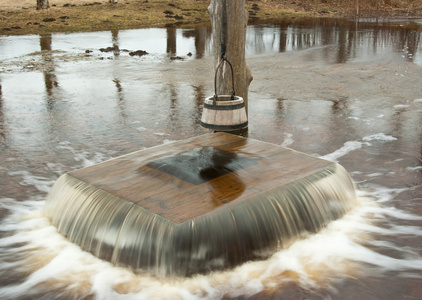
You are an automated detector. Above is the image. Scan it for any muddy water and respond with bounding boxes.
[0,18,422,299]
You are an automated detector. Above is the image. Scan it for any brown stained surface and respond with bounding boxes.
[69,132,334,224]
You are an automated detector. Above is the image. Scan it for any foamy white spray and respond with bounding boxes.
[320,133,397,163]
[281,133,294,147]
[1,187,422,299]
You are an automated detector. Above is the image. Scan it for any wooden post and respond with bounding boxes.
[208,0,253,116]
[36,0,49,10]
[356,0,360,18]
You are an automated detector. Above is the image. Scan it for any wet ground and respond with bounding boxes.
[0,17,422,299]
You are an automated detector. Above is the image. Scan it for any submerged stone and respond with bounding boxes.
[129,50,148,56]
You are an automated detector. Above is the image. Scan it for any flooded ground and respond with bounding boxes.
[0,18,422,299]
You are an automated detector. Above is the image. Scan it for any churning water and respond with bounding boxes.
[1,17,422,299]
[1,142,422,299]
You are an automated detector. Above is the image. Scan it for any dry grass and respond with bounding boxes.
[0,0,211,35]
[1,0,421,35]
[306,0,422,17]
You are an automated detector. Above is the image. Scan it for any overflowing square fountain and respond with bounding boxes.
[44,132,357,277]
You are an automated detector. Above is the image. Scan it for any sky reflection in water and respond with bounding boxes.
[0,18,421,64]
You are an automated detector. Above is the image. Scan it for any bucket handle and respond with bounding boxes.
[213,57,235,105]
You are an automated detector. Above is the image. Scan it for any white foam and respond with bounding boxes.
[7,171,56,194]
[163,139,177,144]
[46,162,68,176]
[320,141,366,163]
[366,173,383,177]
[1,185,422,299]
[362,133,397,142]
[320,134,397,163]
[6,149,113,195]
[281,133,294,147]
[407,166,422,171]
[358,184,409,203]
[55,144,114,168]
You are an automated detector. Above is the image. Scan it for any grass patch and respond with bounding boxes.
[1,0,210,35]
[1,0,421,36]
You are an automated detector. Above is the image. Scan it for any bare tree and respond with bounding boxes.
[37,0,49,10]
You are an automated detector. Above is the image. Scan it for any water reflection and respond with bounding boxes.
[0,18,420,153]
[0,81,3,145]
[113,78,128,122]
[184,26,208,58]
[193,85,205,126]
[166,27,177,55]
[246,18,422,64]
[111,29,120,57]
[40,34,60,109]
[0,18,420,64]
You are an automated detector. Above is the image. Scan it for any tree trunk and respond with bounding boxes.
[36,0,49,10]
[208,0,253,115]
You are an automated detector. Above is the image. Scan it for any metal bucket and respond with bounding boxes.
[201,57,248,132]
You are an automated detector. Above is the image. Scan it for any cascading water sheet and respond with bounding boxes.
[44,132,357,277]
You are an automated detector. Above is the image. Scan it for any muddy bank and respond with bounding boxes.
[1,0,422,35]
